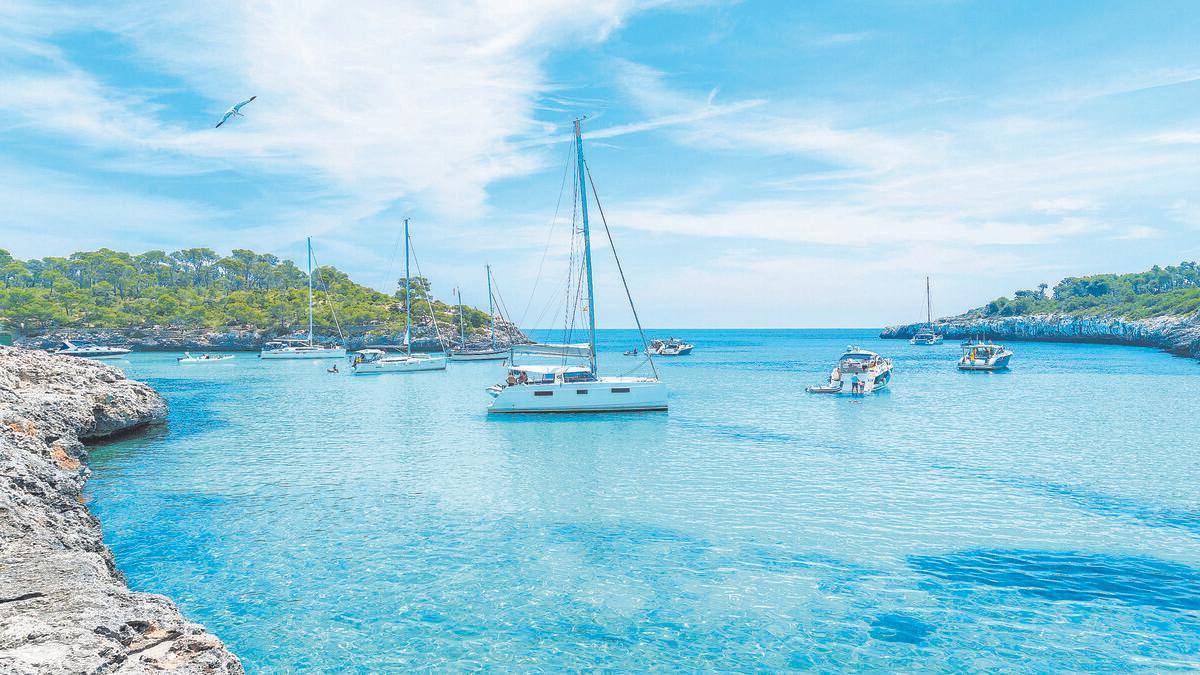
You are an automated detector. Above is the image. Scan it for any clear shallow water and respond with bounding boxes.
[88,330,1200,671]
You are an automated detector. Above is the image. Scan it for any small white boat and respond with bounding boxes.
[910,276,944,345]
[55,340,131,358]
[260,237,347,360]
[958,341,1013,371]
[177,352,234,363]
[806,346,894,395]
[487,119,667,414]
[351,347,446,374]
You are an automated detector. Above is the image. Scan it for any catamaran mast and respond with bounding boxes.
[307,236,314,346]
[404,218,412,356]
[456,286,466,349]
[487,265,495,349]
[574,119,598,375]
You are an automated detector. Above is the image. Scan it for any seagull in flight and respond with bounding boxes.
[215,96,256,128]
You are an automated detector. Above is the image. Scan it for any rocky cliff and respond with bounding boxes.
[0,347,242,674]
[881,312,1200,359]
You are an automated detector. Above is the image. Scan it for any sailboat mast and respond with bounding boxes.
[574,119,598,375]
[404,218,411,356]
[457,286,466,349]
[307,237,314,346]
[487,264,495,349]
[926,275,933,328]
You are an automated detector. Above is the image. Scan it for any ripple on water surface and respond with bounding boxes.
[87,331,1200,671]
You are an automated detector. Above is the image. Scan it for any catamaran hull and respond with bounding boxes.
[487,380,668,414]
[260,348,347,359]
[353,357,447,373]
[449,350,508,361]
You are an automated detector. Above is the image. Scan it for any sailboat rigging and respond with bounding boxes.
[486,118,667,413]
[910,275,944,345]
[351,218,448,373]
[449,265,508,361]
[260,237,347,359]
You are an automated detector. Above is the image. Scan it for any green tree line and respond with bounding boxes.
[0,247,494,337]
[970,261,1200,319]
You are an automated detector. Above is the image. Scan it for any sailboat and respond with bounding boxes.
[910,275,944,345]
[486,119,667,413]
[449,266,508,361]
[351,218,447,374]
[260,237,347,359]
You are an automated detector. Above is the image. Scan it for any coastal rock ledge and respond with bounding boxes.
[0,347,242,674]
[881,312,1200,359]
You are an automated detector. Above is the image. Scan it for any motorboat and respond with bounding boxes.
[648,337,694,356]
[177,352,234,363]
[55,340,131,358]
[958,341,1013,371]
[351,347,446,374]
[806,346,894,394]
[910,276,943,345]
[260,237,346,360]
[449,272,509,362]
[487,119,667,414]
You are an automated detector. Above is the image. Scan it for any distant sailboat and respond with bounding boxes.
[351,218,447,374]
[486,119,667,413]
[910,275,944,345]
[449,266,508,361]
[260,237,347,359]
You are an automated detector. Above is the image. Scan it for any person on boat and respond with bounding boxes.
[517,371,529,385]
[850,374,860,394]
[506,372,518,387]
[328,364,339,373]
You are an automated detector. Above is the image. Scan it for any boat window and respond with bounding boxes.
[576,389,588,394]
[611,387,630,393]
[534,391,553,397]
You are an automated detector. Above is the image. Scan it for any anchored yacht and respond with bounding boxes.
[958,341,1013,371]
[487,119,667,414]
[806,346,894,394]
[55,340,131,358]
[260,237,346,360]
[649,337,694,356]
[449,270,508,361]
[910,276,944,345]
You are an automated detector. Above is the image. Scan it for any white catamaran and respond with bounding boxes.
[487,119,667,413]
[910,275,944,345]
[260,237,347,360]
[449,267,507,361]
[351,218,447,374]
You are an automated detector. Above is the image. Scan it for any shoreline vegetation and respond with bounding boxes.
[0,346,242,673]
[0,247,528,350]
[882,262,1200,359]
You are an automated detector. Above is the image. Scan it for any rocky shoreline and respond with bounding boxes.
[0,346,242,673]
[881,312,1200,359]
[13,320,530,354]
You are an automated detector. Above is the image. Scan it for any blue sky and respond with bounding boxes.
[2,1,1199,327]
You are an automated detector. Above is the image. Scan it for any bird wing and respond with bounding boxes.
[232,95,256,112]
[215,110,235,128]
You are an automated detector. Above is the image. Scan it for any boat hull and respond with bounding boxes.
[352,356,447,373]
[958,354,1012,370]
[487,379,668,413]
[449,350,508,361]
[910,336,943,345]
[806,365,893,394]
[260,347,347,359]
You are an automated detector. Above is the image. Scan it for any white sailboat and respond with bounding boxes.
[260,237,347,359]
[487,119,667,413]
[910,275,944,345]
[449,266,507,361]
[351,218,447,374]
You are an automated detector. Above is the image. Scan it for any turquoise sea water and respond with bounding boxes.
[88,330,1200,672]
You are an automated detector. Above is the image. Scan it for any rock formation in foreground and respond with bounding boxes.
[0,346,242,674]
[881,312,1200,359]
